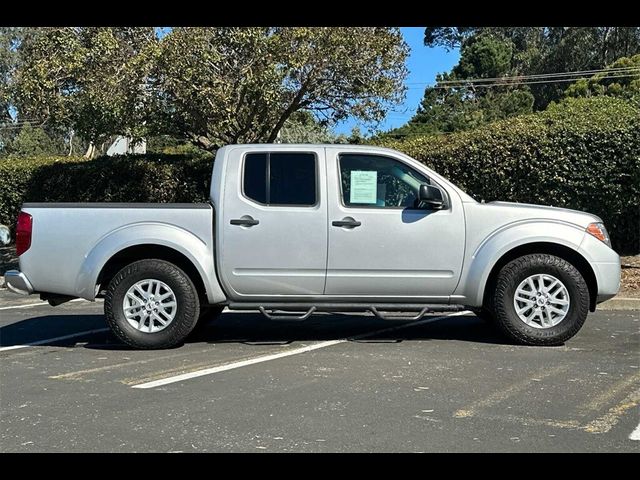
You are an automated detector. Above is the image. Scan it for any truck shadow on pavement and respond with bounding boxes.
[0,312,512,350]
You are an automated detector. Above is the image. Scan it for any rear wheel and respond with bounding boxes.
[492,254,589,346]
[104,259,200,349]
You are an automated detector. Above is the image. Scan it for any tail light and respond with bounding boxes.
[16,211,33,256]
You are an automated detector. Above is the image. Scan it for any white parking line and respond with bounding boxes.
[132,310,471,389]
[0,328,109,352]
[0,298,87,311]
[630,420,640,441]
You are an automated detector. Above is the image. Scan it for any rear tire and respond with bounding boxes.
[104,259,200,349]
[492,254,589,346]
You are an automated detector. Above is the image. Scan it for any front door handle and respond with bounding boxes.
[230,216,259,227]
[332,217,361,228]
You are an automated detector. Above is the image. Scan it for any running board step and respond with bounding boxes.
[369,306,431,321]
[258,306,316,321]
[228,303,467,321]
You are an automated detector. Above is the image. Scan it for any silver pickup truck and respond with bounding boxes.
[4,144,620,349]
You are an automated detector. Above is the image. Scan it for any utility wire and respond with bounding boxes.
[429,72,640,89]
[405,66,640,86]
[405,72,640,91]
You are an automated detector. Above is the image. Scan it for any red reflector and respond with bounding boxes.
[16,211,32,256]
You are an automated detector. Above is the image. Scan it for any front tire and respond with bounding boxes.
[492,254,589,346]
[104,259,200,349]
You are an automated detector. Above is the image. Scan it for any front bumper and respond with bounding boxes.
[3,270,34,295]
[593,261,621,303]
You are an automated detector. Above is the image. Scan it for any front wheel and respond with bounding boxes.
[492,254,589,346]
[104,259,200,349]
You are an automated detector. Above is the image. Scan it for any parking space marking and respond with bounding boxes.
[131,310,472,389]
[0,298,86,311]
[583,388,640,434]
[0,328,109,352]
[131,340,346,389]
[49,347,215,380]
[578,371,640,412]
[630,421,640,441]
[453,364,569,418]
[478,413,581,430]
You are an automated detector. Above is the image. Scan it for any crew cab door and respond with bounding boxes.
[219,147,327,299]
[324,148,465,300]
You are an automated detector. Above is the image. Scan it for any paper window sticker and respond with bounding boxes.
[350,170,377,204]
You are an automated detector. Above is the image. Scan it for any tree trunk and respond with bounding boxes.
[68,130,74,156]
[189,133,218,151]
[266,79,312,143]
[84,142,96,159]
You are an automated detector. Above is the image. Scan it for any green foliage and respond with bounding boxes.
[378,96,640,253]
[11,27,159,150]
[278,111,338,144]
[565,54,640,100]
[5,124,65,156]
[453,33,513,79]
[0,154,213,236]
[406,27,640,135]
[156,27,408,149]
[5,27,407,153]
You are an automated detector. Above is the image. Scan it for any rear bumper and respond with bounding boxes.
[3,270,34,295]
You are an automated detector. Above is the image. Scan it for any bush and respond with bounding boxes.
[378,96,640,254]
[0,154,213,237]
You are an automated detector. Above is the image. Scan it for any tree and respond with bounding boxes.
[155,27,408,150]
[565,54,640,101]
[277,111,338,144]
[6,123,63,156]
[12,27,159,157]
[389,33,534,135]
[401,27,640,134]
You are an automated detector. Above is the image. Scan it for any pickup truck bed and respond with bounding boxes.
[15,203,224,304]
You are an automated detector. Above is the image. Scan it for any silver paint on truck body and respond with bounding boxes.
[6,144,620,309]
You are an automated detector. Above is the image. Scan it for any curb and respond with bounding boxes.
[598,296,640,311]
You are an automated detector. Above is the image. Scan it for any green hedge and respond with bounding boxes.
[0,154,212,237]
[379,96,640,254]
[0,96,638,253]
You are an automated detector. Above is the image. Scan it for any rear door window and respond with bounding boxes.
[243,152,317,206]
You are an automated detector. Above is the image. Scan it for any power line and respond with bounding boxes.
[405,66,640,86]
[405,72,640,91]
[430,72,640,89]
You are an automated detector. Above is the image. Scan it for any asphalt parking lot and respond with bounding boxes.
[0,293,638,452]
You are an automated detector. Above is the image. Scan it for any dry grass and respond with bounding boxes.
[620,255,640,298]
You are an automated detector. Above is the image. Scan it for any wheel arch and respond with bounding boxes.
[97,244,209,304]
[482,242,598,312]
[74,223,226,304]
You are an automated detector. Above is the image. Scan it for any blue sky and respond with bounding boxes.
[334,27,460,135]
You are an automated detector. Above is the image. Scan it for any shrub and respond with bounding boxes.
[0,154,212,237]
[378,96,640,254]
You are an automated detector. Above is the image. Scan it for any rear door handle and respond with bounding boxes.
[230,216,259,227]
[332,218,361,228]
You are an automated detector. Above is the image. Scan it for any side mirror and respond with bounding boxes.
[0,225,10,246]
[418,184,445,210]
